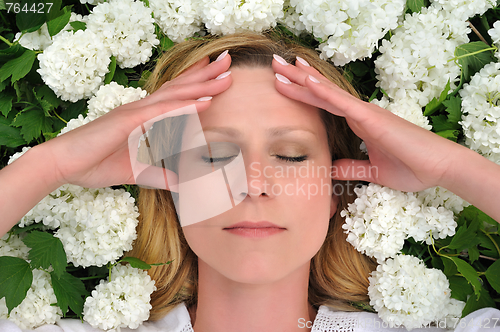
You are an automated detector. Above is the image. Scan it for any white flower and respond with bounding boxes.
[14,13,86,51]
[374,7,469,107]
[79,0,106,4]
[309,0,406,66]
[86,0,159,68]
[0,269,63,329]
[341,184,461,262]
[83,264,156,331]
[58,114,92,136]
[7,146,32,165]
[149,0,203,43]
[37,29,111,102]
[0,233,30,260]
[278,0,307,36]
[53,187,140,267]
[430,0,495,22]
[198,0,284,35]
[368,255,464,330]
[488,21,500,45]
[87,82,147,120]
[459,61,500,164]
[341,184,420,262]
[371,97,432,130]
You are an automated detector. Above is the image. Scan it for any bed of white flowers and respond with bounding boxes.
[0,0,499,331]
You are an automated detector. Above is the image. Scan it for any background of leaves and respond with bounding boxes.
[0,0,498,321]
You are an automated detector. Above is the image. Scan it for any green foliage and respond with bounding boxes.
[455,41,496,81]
[51,271,88,316]
[406,0,430,14]
[23,231,67,277]
[0,256,33,314]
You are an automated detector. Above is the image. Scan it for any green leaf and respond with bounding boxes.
[159,34,174,51]
[468,246,480,264]
[0,92,14,117]
[46,0,64,21]
[11,107,54,143]
[0,115,26,147]
[60,99,87,122]
[46,6,71,37]
[455,42,496,81]
[0,256,33,314]
[462,286,496,317]
[435,129,459,141]
[444,256,482,298]
[406,0,428,13]
[442,256,458,277]
[34,85,60,111]
[69,21,86,32]
[424,80,451,116]
[0,44,24,65]
[51,271,87,316]
[104,56,117,85]
[113,67,129,86]
[23,231,67,277]
[442,96,462,124]
[431,114,452,132]
[0,50,37,83]
[448,276,473,302]
[448,223,478,250]
[0,0,6,10]
[120,257,152,270]
[16,0,47,33]
[484,259,500,293]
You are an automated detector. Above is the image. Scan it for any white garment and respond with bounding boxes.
[0,302,499,332]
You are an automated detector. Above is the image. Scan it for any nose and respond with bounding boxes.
[239,152,275,199]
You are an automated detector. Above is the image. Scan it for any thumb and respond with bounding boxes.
[331,159,377,182]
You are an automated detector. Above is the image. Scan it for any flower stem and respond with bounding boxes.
[468,21,489,45]
[483,230,500,257]
[448,46,498,63]
[0,35,13,47]
[79,275,107,281]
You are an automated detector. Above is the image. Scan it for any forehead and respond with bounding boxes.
[197,67,324,133]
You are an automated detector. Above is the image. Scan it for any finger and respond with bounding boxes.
[331,159,377,182]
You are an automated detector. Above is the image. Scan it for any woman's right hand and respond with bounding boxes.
[38,51,232,191]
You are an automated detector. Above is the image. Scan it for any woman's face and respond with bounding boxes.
[179,66,338,284]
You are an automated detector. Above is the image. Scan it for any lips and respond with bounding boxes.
[223,221,285,229]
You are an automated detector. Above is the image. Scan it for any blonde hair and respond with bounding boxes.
[126,30,377,321]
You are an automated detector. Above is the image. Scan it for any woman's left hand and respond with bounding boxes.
[271,54,468,193]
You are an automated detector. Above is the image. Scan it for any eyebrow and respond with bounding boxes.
[201,125,318,138]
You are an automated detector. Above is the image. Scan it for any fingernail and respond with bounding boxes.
[296,56,310,67]
[308,75,320,83]
[275,73,291,84]
[197,96,212,101]
[216,50,228,62]
[273,54,289,66]
[215,71,231,80]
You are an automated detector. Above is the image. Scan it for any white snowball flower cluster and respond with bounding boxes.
[371,97,432,130]
[86,0,159,68]
[7,146,32,165]
[488,21,500,61]
[0,269,63,329]
[16,183,140,268]
[459,61,500,164]
[79,0,106,4]
[430,0,495,22]
[374,7,470,108]
[83,264,156,331]
[87,82,148,120]
[368,255,465,330]
[288,0,405,66]
[0,233,30,260]
[341,183,462,262]
[58,83,147,135]
[37,29,111,102]
[278,0,306,36]
[53,186,140,267]
[197,0,284,35]
[15,13,86,51]
[149,0,203,43]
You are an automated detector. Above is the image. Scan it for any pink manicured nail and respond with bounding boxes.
[273,54,289,66]
[275,73,291,84]
[216,50,228,62]
[296,56,310,67]
[308,75,320,83]
[215,71,231,80]
[197,96,213,101]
